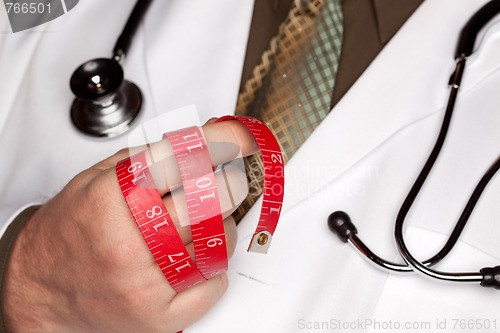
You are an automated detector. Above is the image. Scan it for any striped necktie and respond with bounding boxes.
[234,0,344,221]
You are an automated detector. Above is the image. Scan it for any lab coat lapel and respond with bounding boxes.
[332,0,423,105]
[240,0,294,86]
[234,0,493,250]
[281,0,494,214]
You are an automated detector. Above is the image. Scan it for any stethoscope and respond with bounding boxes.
[69,0,152,137]
[329,0,500,290]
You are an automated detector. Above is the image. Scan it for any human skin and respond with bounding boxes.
[3,119,257,333]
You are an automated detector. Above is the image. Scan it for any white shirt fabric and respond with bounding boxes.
[1,0,500,333]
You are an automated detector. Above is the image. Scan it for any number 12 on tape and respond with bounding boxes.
[216,116,285,254]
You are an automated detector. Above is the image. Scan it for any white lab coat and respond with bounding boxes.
[1,0,499,332]
[0,0,254,223]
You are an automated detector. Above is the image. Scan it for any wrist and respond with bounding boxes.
[1,206,60,332]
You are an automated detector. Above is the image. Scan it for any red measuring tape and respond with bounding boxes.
[116,115,284,293]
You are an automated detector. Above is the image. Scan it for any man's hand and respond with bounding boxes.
[3,120,257,333]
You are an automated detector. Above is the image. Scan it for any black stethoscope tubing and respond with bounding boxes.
[113,0,153,62]
[329,0,500,289]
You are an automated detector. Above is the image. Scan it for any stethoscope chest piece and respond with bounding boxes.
[70,58,142,138]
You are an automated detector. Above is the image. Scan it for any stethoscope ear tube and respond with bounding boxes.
[455,0,500,58]
[481,267,500,289]
[113,0,153,61]
[329,1,500,289]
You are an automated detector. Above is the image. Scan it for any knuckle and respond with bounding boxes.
[227,120,258,156]
[213,272,229,296]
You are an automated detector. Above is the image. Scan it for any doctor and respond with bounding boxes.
[1,1,499,333]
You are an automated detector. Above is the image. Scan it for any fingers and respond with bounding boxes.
[95,119,247,320]
[204,117,219,125]
[155,219,234,332]
[166,273,229,332]
[221,216,238,259]
[97,119,258,175]
[147,120,257,196]
[162,164,247,245]
[203,119,259,162]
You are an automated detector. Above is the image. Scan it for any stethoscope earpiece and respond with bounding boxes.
[327,211,357,243]
[329,0,500,290]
